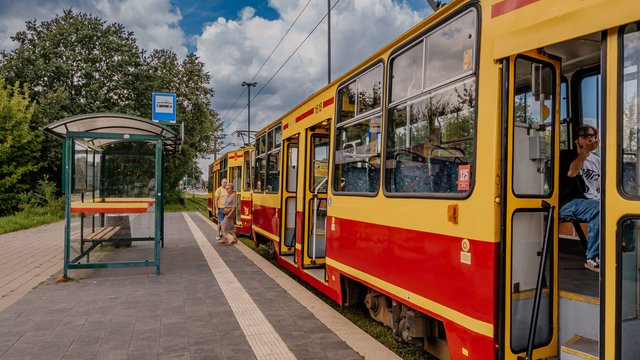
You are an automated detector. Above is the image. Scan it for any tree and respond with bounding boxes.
[0,81,40,215]
[0,10,222,195]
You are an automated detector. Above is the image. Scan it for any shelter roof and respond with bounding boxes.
[43,113,181,151]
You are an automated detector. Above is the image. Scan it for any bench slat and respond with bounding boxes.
[83,226,121,242]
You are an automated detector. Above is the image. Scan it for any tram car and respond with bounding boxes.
[212,0,640,358]
[207,146,254,235]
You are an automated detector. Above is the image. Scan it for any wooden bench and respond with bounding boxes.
[83,226,121,242]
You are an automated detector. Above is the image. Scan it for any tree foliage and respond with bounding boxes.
[0,9,221,197]
[0,81,40,215]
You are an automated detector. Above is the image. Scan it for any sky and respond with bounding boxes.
[0,0,434,179]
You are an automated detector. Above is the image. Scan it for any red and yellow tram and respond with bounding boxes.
[209,0,640,358]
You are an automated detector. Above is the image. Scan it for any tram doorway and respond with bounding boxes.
[302,123,330,281]
[502,26,640,359]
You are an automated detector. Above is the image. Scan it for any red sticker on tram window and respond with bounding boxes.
[457,165,471,191]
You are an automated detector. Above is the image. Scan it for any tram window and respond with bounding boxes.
[424,10,476,90]
[390,42,423,103]
[274,126,282,147]
[510,211,553,352]
[266,125,281,193]
[286,145,298,193]
[338,65,382,124]
[620,24,640,197]
[311,136,329,193]
[220,157,228,185]
[357,66,382,114]
[334,115,381,194]
[231,166,241,194]
[338,81,356,124]
[560,81,570,150]
[385,78,475,195]
[580,74,601,131]
[511,58,555,197]
[266,152,280,193]
[243,151,251,192]
[254,134,266,192]
[619,216,640,359]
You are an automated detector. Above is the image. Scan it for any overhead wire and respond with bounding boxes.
[221,0,313,130]
[223,0,342,131]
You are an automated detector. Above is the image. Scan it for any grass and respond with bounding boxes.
[0,205,64,235]
[236,235,436,360]
[164,193,209,216]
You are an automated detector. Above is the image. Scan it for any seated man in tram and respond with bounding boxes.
[559,124,601,272]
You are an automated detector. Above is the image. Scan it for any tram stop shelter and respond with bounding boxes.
[44,113,180,279]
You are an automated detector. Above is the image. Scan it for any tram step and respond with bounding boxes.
[560,335,598,360]
[558,291,599,346]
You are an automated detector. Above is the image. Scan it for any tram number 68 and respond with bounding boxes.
[315,102,323,113]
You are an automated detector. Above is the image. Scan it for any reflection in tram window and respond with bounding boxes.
[385,78,475,195]
[512,58,555,197]
[266,125,281,193]
[254,135,266,192]
[334,115,381,193]
[620,24,640,360]
[620,217,640,359]
[621,24,640,197]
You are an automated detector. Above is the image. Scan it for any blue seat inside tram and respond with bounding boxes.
[395,160,432,192]
[342,163,380,193]
[393,157,466,193]
[430,158,464,193]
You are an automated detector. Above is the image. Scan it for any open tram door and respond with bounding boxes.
[501,50,561,359]
[280,135,298,259]
[302,121,330,280]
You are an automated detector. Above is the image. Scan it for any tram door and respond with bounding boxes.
[607,24,640,359]
[302,127,329,268]
[502,51,560,359]
[280,136,298,257]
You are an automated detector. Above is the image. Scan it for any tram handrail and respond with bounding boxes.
[523,200,555,360]
[312,176,328,260]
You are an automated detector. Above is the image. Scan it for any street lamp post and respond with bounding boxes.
[241,81,257,145]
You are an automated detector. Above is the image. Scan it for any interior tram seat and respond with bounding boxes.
[342,162,380,193]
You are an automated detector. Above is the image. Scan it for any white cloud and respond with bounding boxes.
[0,0,431,179]
[0,0,187,57]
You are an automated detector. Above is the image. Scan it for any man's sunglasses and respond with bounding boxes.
[578,134,597,139]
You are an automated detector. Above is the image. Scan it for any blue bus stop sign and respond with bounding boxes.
[152,93,176,122]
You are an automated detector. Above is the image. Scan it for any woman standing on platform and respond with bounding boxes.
[218,183,239,245]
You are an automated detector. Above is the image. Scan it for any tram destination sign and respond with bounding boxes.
[152,93,176,122]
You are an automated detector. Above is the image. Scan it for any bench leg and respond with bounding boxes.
[572,220,588,255]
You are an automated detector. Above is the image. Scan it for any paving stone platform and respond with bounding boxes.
[0,212,398,360]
